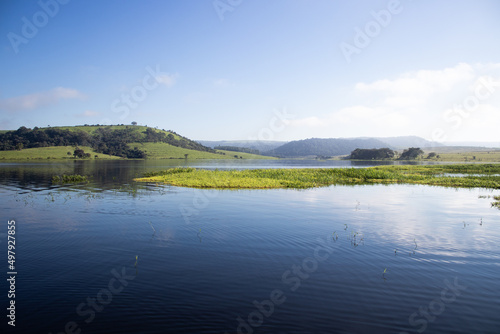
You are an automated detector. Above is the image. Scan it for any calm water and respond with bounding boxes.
[1,160,499,334]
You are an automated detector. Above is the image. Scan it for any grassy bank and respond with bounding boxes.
[0,146,120,160]
[128,142,275,159]
[0,143,274,161]
[422,150,500,162]
[134,164,500,189]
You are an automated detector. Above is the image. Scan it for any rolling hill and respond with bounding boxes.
[374,136,443,149]
[0,125,270,160]
[198,140,286,153]
[264,138,391,158]
[200,136,444,158]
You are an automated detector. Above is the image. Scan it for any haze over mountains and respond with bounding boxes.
[199,136,444,158]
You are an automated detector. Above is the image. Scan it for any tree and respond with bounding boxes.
[184,154,189,159]
[131,121,137,126]
[73,147,85,158]
[349,148,395,160]
[399,147,424,160]
[427,152,437,159]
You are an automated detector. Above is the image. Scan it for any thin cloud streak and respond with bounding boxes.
[0,87,86,112]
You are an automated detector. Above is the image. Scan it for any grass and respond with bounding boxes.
[423,150,500,162]
[216,149,277,159]
[492,196,500,209]
[129,142,274,159]
[134,164,500,189]
[52,174,88,183]
[0,142,273,161]
[0,146,120,160]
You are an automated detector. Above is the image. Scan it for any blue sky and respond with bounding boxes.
[1,0,499,142]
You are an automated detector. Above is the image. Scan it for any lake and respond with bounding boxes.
[1,160,499,334]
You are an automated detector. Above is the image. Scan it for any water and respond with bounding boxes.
[1,160,499,334]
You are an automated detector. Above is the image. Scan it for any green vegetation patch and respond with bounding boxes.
[492,196,500,209]
[424,150,500,162]
[134,164,500,189]
[0,146,120,160]
[52,174,88,184]
[129,142,275,159]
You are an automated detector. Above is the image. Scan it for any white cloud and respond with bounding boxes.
[0,87,85,112]
[155,74,177,87]
[356,63,475,95]
[289,63,500,140]
[77,110,100,117]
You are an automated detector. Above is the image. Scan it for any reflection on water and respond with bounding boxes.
[0,159,445,190]
[0,160,499,333]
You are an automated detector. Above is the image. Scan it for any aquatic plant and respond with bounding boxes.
[148,221,156,234]
[52,174,88,184]
[134,164,500,190]
[492,196,500,209]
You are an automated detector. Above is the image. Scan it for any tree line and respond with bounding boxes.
[349,147,425,160]
[214,145,260,155]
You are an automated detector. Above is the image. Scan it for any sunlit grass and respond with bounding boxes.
[128,142,274,159]
[0,146,119,160]
[134,164,500,189]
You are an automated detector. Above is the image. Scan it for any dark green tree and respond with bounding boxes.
[399,147,424,160]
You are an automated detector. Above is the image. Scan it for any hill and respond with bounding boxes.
[374,136,443,149]
[265,138,390,158]
[0,125,268,160]
[198,140,287,153]
[0,146,121,160]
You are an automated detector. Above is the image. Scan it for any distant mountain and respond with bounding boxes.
[264,138,390,157]
[376,136,444,149]
[198,140,287,153]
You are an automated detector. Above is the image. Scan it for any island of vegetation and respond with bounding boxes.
[135,164,500,190]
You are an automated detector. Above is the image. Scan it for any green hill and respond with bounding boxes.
[0,146,120,160]
[266,138,390,158]
[129,143,276,160]
[0,125,271,160]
